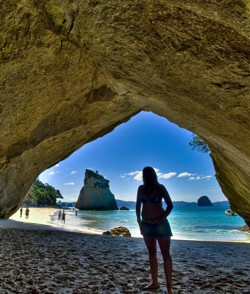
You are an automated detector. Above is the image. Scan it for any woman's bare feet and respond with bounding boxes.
[142,282,160,290]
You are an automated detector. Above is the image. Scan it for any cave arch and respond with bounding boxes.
[39,111,225,205]
[0,0,249,226]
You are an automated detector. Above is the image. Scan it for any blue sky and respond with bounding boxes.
[39,111,226,203]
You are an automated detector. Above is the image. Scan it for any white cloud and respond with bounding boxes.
[48,170,60,175]
[64,182,75,186]
[177,172,193,178]
[120,171,142,181]
[189,175,211,181]
[201,175,212,179]
[70,171,77,175]
[127,171,141,176]
[151,168,176,180]
[121,169,211,182]
[55,164,60,167]
[134,172,143,181]
[158,172,177,179]
[121,168,177,182]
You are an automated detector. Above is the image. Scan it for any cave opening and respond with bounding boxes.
[13,111,247,242]
[39,111,224,204]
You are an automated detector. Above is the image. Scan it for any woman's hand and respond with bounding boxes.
[138,221,144,234]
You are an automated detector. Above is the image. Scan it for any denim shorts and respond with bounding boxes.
[141,219,173,238]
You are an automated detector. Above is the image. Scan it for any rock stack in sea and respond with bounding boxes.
[197,196,213,206]
[76,169,118,210]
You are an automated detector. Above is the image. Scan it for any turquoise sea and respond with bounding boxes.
[49,207,250,242]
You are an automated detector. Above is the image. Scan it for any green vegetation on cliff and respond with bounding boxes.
[25,179,63,206]
[189,135,210,154]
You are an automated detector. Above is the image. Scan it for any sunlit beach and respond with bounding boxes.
[0,207,249,293]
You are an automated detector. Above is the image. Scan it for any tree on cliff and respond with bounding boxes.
[25,179,63,206]
[189,135,210,154]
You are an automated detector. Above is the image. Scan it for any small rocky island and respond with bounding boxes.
[76,169,118,210]
[197,196,213,206]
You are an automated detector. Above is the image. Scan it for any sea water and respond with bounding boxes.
[48,207,250,242]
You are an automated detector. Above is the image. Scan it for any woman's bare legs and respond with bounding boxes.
[158,237,172,294]
[143,236,160,289]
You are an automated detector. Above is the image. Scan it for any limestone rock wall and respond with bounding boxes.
[76,170,118,210]
[0,0,250,225]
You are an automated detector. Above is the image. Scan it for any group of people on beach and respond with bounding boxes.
[20,207,30,219]
[136,166,173,294]
[58,209,66,223]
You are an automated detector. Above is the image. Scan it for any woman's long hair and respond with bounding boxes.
[142,166,158,189]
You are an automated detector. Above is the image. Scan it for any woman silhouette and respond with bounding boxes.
[136,166,173,294]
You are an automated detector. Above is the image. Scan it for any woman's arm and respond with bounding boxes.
[161,185,173,217]
[136,185,142,222]
[153,185,173,224]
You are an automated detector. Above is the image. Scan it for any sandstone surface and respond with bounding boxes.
[103,226,132,237]
[0,0,250,226]
[240,224,250,232]
[76,169,118,210]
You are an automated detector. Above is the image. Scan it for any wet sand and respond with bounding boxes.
[0,216,249,293]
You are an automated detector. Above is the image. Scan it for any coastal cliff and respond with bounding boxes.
[76,170,118,210]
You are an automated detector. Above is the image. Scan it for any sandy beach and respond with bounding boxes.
[0,210,249,294]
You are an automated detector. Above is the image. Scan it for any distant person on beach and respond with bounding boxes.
[20,207,23,218]
[136,166,173,294]
[25,208,30,219]
[58,209,62,220]
[62,210,65,223]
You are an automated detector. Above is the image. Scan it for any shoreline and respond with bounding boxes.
[2,217,250,244]
[0,219,249,293]
[8,207,250,243]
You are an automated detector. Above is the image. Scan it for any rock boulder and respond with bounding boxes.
[103,226,131,237]
[120,206,130,211]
